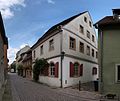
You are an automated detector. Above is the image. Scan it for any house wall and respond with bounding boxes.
[62,56,98,87]
[16,46,30,68]
[62,12,98,63]
[32,32,61,61]
[99,27,120,95]
[39,57,61,87]
[0,32,4,89]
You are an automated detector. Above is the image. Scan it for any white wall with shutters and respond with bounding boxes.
[38,57,61,87]
[62,56,98,88]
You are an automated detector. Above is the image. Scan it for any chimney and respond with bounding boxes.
[112,9,120,20]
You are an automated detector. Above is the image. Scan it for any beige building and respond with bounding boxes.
[16,45,30,75]
[31,11,98,87]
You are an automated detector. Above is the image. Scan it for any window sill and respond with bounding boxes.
[69,48,76,51]
[70,76,80,78]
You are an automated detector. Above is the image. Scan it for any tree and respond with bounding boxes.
[11,63,16,73]
[33,58,49,82]
[17,64,23,76]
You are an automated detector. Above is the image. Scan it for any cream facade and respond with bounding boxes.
[32,11,98,87]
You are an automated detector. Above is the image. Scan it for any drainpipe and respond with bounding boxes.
[95,24,103,93]
[99,28,103,93]
[59,25,64,88]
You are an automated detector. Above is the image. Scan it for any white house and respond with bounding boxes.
[31,11,98,88]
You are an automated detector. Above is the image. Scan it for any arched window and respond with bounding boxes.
[49,62,55,77]
[92,67,97,75]
[74,62,79,76]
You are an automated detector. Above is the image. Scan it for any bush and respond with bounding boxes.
[17,64,23,76]
[33,58,49,82]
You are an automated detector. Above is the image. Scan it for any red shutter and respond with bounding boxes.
[44,67,49,76]
[55,62,59,78]
[70,62,74,77]
[80,64,83,76]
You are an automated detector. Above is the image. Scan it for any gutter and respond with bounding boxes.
[100,28,103,93]
[59,25,63,88]
[94,24,103,93]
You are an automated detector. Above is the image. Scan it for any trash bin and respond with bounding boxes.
[94,80,98,91]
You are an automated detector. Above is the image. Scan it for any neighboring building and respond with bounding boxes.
[0,12,8,99]
[31,11,98,88]
[16,45,30,75]
[10,61,16,73]
[94,9,120,95]
[22,49,32,79]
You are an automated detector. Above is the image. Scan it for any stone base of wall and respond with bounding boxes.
[71,81,96,92]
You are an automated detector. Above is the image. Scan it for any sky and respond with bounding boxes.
[1,0,120,64]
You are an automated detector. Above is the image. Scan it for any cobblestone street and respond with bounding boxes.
[9,73,100,101]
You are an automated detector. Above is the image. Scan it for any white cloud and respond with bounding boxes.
[20,43,28,49]
[0,0,26,19]
[47,0,55,4]
[8,46,19,64]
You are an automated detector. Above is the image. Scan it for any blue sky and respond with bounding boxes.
[1,0,120,64]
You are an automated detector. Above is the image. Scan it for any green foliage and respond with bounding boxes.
[17,64,23,76]
[11,63,16,72]
[33,58,49,82]
[17,64,23,70]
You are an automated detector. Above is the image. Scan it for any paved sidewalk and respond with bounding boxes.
[2,75,12,101]
[9,73,102,101]
[9,73,120,101]
[56,88,101,100]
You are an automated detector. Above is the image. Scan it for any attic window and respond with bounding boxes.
[84,17,87,23]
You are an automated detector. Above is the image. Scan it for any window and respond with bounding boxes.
[79,42,84,53]
[79,25,84,34]
[92,35,95,42]
[40,45,43,55]
[33,50,35,58]
[86,45,90,56]
[92,49,94,57]
[87,30,90,39]
[69,37,76,50]
[49,39,54,51]
[74,63,79,76]
[96,51,98,58]
[116,64,120,82]
[70,62,83,77]
[50,63,55,77]
[89,21,92,27]
[84,17,87,23]
[92,67,97,75]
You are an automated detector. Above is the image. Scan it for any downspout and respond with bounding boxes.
[99,28,103,93]
[95,24,103,93]
[59,25,63,88]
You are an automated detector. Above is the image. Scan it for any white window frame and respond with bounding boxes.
[49,63,55,77]
[115,64,120,83]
